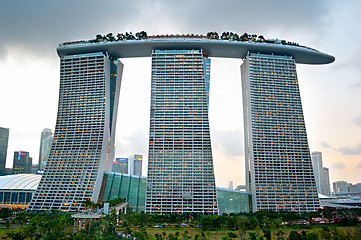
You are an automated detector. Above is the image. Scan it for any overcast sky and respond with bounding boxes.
[0,0,360,188]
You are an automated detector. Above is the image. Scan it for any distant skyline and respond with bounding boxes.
[0,0,360,188]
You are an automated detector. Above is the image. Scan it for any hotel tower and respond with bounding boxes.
[28,53,123,211]
[145,50,218,214]
[27,33,334,213]
[242,53,319,212]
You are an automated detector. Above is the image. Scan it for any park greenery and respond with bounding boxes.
[0,208,360,239]
[60,31,301,49]
[82,197,126,210]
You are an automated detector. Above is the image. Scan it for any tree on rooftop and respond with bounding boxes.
[117,33,125,41]
[207,32,219,39]
[136,31,147,40]
[125,32,136,40]
[233,33,240,41]
[96,34,103,42]
[221,32,230,40]
[250,34,257,41]
[240,33,249,41]
[106,33,116,41]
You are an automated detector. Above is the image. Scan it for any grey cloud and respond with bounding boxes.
[353,114,361,126]
[337,143,361,155]
[356,162,361,169]
[0,0,332,60]
[213,129,243,157]
[0,0,142,59]
[330,162,345,169]
[320,141,332,148]
[115,128,148,157]
[142,0,331,36]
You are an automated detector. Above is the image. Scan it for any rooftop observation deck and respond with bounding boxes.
[57,36,335,64]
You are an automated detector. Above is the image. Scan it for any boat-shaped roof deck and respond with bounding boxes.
[57,38,334,64]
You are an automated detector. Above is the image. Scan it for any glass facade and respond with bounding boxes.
[0,191,34,209]
[102,172,249,214]
[102,172,147,212]
[216,188,250,214]
[146,50,217,214]
[242,53,319,212]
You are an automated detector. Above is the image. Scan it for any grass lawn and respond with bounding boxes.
[141,225,361,240]
[0,225,21,238]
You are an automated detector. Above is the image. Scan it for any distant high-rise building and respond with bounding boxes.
[146,49,218,214]
[32,164,39,174]
[357,183,361,193]
[333,181,348,193]
[311,151,331,196]
[333,181,361,194]
[130,154,142,176]
[228,181,234,190]
[13,151,32,174]
[28,52,123,211]
[242,53,319,212]
[320,167,330,195]
[112,154,143,176]
[0,127,9,176]
[38,128,53,171]
[113,158,129,174]
[235,185,247,191]
[4,168,12,175]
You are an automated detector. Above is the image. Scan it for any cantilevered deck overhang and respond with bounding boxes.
[57,38,334,64]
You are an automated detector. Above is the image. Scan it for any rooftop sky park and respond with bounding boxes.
[58,31,334,64]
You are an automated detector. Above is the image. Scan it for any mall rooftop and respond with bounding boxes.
[57,32,335,64]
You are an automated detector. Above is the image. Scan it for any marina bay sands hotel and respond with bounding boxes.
[28,33,334,213]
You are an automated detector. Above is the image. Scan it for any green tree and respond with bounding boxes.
[276,228,286,240]
[249,232,257,240]
[182,230,190,240]
[320,226,332,240]
[227,232,238,239]
[287,230,302,240]
[263,229,272,240]
[2,232,26,240]
[305,232,318,240]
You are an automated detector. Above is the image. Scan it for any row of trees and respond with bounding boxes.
[81,197,126,210]
[90,31,148,43]
[2,210,121,240]
[62,31,299,47]
[121,209,361,231]
[2,209,361,240]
